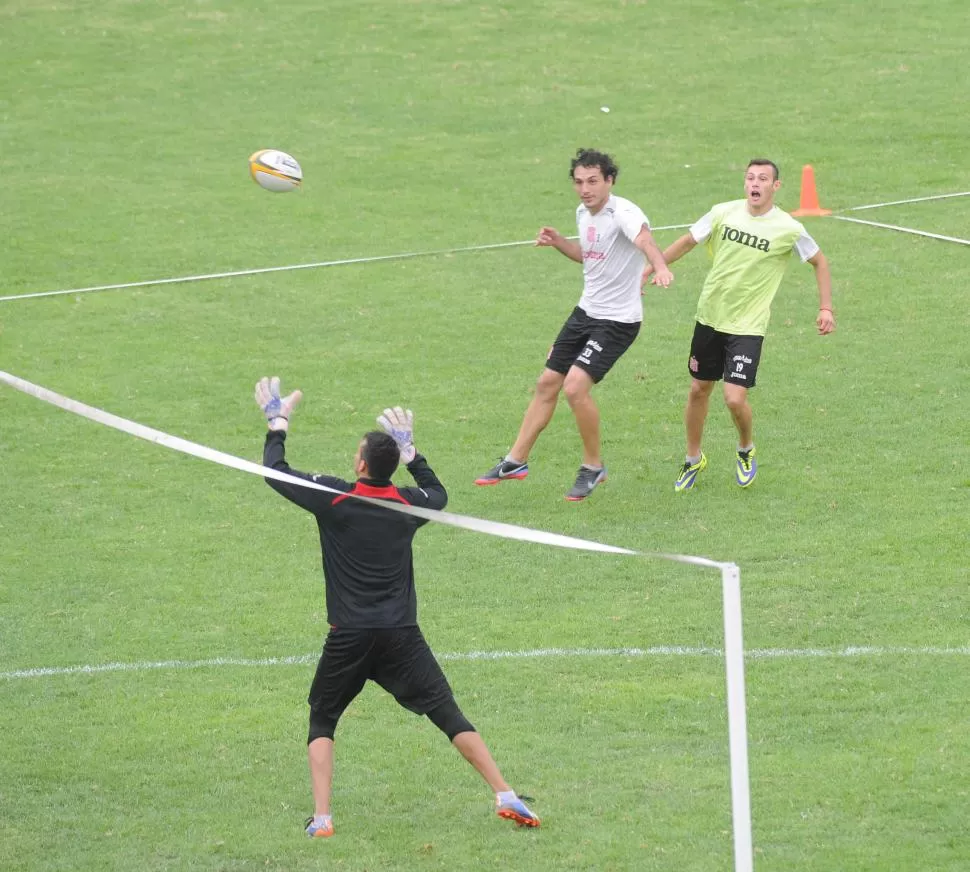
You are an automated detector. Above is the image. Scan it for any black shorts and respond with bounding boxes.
[308,626,454,728]
[687,322,764,388]
[546,306,641,383]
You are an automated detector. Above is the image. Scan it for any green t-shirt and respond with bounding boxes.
[691,200,818,336]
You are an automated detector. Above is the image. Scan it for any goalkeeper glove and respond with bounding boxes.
[255,376,303,432]
[377,406,416,464]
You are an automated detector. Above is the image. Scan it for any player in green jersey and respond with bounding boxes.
[644,159,835,491]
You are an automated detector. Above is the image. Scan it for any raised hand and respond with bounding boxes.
[377,406,416,463]
[255,376,303,432]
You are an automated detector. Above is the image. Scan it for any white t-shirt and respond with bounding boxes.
[576,194,649,323]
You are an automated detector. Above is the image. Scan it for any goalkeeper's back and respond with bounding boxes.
[262,429,447,628]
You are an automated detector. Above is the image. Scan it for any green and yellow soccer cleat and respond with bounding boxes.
[736,448,757,488]
[674,453,707,492]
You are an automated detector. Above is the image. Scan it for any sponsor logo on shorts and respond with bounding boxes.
[689,356,699,372]
[731,354,752,380]
[578,339,603,366]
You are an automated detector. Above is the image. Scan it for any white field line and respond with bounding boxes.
[2,191,967,305]
[831,215,970,246]
[3,188,968,303]
[839,191,970,212]
[0,369,729,569]
[0,224,693,303]
[3,645,968,681]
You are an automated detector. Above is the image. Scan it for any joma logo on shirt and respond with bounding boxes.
[721,225,770,252]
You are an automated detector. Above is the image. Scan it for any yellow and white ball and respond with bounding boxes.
[248,149,303,193]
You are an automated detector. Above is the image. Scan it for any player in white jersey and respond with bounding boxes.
[643,159,835,491]
[476,148,673,501]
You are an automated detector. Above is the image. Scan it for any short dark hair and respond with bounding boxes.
[747,158,779,180]
[570,148,619,183]
[361,431,400,479]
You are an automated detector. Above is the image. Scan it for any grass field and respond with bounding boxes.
[2,1,969,870]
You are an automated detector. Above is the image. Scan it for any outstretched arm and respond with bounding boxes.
[402,454,448,510]
[642,232,697,288]
[663,232,700,265]
[262,431,344,513]
[808,251,835,334]
[634,226,674,287]
[377,407,448,511]
[256,376,343,513]
[536,226,583,263]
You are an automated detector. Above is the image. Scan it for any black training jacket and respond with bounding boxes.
[263,431,447,629]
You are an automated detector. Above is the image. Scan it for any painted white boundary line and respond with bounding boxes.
[4,645,967,681]
[839,191,970,212]
[0,369,728,568]
[2,189,966,305]
[0,224,693,303]
[831,215,970,246]
[0,367,749,862]
[0,369,640,559]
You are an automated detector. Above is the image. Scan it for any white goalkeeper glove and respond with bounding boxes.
[255,376,303,432]
[377,406,416,464]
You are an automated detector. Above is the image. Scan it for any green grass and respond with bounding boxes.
[2,1,969,870]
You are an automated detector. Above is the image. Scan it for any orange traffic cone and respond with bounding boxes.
[791,164,831,216]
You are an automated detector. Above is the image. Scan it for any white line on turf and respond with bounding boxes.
[839,191,970,212]
[0,225,693,303]
[0,369,724,571]
[831,215,970,246]
[3,645,968,681]
[2,189,967,303]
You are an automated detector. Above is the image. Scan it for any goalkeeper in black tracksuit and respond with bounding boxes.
[254,377,540,839]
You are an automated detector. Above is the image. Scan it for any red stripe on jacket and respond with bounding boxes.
[331,481,410,507]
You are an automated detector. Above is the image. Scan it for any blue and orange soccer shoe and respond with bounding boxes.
[496,793,541,828]
[305,815,334,838]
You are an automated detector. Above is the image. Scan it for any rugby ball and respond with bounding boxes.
[249,149,303,193]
